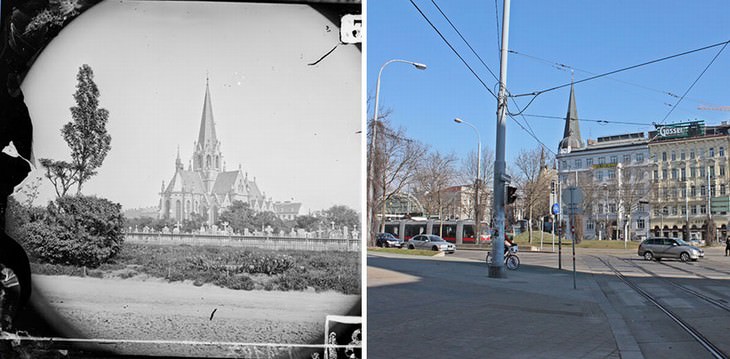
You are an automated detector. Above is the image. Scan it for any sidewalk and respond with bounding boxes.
[367,250,643,358]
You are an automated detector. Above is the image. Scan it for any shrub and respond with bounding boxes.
[19,195,124,268]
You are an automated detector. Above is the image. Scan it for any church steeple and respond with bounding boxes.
[197,77,218,149]
[192,76,223,192]
[558,78,584,152]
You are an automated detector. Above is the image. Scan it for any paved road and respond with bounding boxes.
[367,246,730,359]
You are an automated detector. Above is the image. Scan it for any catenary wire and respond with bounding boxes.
[409,0,498,100]
[511,39,730,98]
[522,114,653,127]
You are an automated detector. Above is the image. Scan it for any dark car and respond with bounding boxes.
[376,233,404,248]
[638,237,704,262]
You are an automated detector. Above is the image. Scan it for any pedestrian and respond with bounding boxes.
[725,236,730,256]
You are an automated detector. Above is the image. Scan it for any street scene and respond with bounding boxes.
[369,246,730,358]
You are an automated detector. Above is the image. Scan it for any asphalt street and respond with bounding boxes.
[367,246,730,359]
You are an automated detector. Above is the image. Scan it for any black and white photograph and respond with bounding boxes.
[0,1,362,358]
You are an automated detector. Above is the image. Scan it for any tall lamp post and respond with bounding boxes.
[454,118,482,245]
[368,59,427,244]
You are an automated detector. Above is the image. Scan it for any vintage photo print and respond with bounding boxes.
[0,1,362,358]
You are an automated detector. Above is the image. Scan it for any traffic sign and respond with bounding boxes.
[552,203,560,215]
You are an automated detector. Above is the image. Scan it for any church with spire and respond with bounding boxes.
[158,78,301,225]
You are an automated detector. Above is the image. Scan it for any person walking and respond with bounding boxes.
[725,236,730,256]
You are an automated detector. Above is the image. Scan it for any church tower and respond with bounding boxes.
[558,81,584,152]
[192,77,223,192]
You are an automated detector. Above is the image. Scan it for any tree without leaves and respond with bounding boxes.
[368,117,427,245]
[513,147,553,243]
[412,151,457,221]
[459,148,495,224]
[40,64,111,196]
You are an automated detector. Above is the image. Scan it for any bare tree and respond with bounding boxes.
[367,117,427,245]
[513,147,553,243]
[459,148,495,228]
[412,151,457,235]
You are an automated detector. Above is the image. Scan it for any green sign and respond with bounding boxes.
[655,121,705,139]
[711,196,730,214]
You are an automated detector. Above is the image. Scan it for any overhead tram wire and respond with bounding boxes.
[494,0,501,63]
[657,41,728,126]
[429,0,544,146]
[522,114,653,127]
[510,49,725,111]
[409,0,498,100]
[508,39,730,116]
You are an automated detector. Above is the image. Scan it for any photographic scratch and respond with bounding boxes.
[209,308,217,320]
[308,44,340,66]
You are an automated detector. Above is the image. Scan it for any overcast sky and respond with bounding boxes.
[19,0,361,214]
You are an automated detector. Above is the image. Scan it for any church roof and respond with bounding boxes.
[197,78,218,149]
[165,170,206,194]
[212,171,241,194]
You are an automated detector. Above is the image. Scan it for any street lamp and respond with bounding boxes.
[368,59,427,242]
[453,117,482,245]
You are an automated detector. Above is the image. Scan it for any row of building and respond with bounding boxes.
[556,83,729,242]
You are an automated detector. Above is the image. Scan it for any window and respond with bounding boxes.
[721,147,725,157]
[610,156,618,164]
[701,185,706,196]
[623,154,631,163]
[690,150,695,159]
[722,184,727,196]
[681,206,687,215]
[681,187,687,197]
[662,206,669,215]
[636,153,644,162]
[587,221,594,230]
[680,152,685,160]
[562,160,567,169]
[671,206,678,215]
[710,184,716,196]
[691,206,697,215]
[690,186,696,197]
[598,157,605,165]
[710,147,715,157]
[609,204,616,212]
[608,169,616,179]
[637,219,645,229]
[575,159,582,168]
[596,171,603,181]
[586,158,593,166]
[690,167,696,178]
[671,151,676,161]
[662,152,667,161]
[671,169,678,179]
[721,166,726,177]
[701,205,707,214]
[662,169,668,179]
[710,166,715,178]
[700,167,706,178]
[681,168,686,181]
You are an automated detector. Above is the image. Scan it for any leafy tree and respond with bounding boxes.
[218,200,257,234]
[322,205,360,229]
[181,212,207,233]
[40,64,111,196]
[296,214,321,232]
[253,211,288,233]
[18,195,124,267]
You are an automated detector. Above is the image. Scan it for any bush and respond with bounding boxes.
[19,195,125,268]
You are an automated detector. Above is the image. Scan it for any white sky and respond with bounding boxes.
[19,0,362,213]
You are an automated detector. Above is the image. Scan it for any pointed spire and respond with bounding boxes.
[175,145,184,171]
[559,79,584,151]
[197,77,218,149]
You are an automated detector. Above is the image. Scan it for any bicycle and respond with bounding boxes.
[485,245,520,270]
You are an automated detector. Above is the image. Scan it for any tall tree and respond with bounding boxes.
[513,147,553,243]
[460,147,495,226]
[413,151,457,235]
[41,64,111,196]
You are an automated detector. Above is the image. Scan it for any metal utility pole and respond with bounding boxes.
[489,0,510,278]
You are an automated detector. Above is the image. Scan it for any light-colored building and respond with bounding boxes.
[158,79,301,224]
[647,121,729,241]
[556,83,652,241]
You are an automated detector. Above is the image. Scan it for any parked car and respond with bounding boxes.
[406,234,456,253]
[376,233,403,248]
[638,237,704,262]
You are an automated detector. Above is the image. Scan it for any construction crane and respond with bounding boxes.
[698,105,730,111]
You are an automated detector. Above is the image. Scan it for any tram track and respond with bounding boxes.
[593,255,728,359]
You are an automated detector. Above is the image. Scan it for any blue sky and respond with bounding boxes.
[367,0,730,166]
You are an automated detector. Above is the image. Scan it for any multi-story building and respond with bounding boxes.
[647,121,729,241]
[556,84,652,241]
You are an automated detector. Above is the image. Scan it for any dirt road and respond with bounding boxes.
[28,275,360,357]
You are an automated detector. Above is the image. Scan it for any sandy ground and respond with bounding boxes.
[27,275,360,357]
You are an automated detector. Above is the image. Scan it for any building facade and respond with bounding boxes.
[158,79,301,224]
[647,122,730,241]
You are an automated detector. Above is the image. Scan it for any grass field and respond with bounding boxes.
[30,243,360,294]
[511,231,640,249]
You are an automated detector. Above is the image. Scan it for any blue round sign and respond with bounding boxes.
[551,203,560,215]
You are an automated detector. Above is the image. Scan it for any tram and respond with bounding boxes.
[384,219,490,244]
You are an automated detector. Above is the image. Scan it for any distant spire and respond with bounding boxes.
[197,77,217,148]
[559,79,584,151]
[175,145,183,171]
